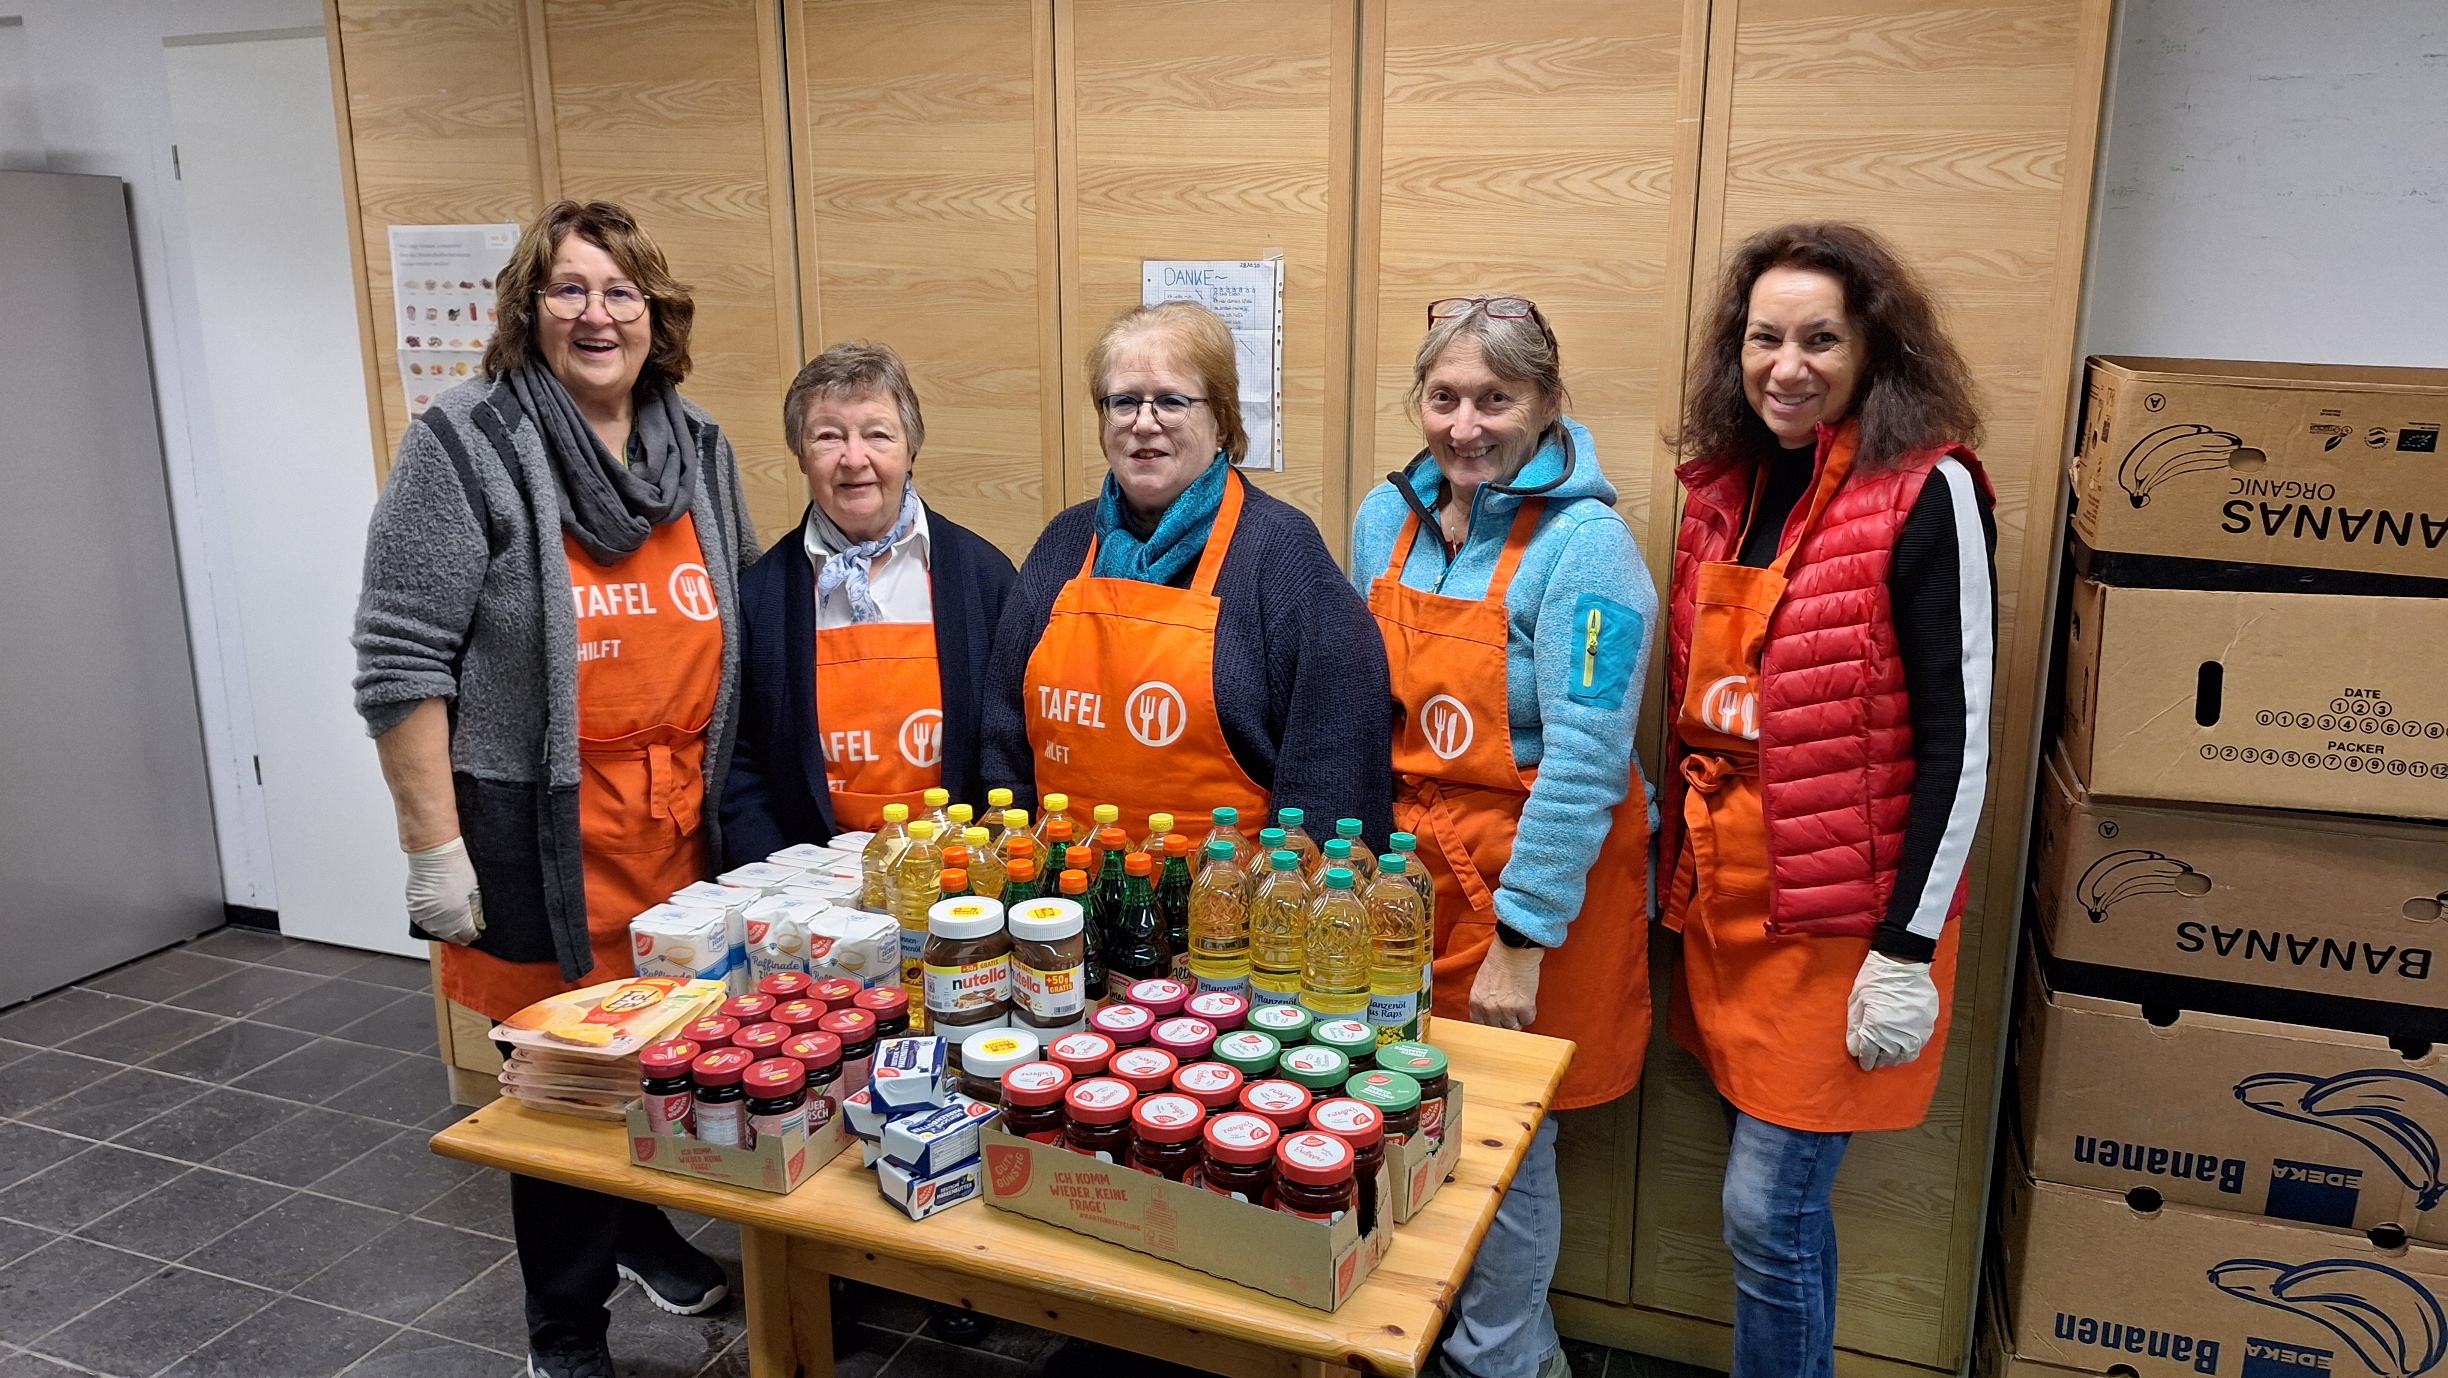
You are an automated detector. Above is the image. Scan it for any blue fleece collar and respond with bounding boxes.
[1093,453,1231,585]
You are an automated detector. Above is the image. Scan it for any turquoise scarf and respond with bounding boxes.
[1092,454,1232,585]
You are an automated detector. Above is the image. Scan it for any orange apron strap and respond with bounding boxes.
[1188,469,1246,596]
[1388,510,1425,573]
[1415,778,1500,918]
[1483,499,1546,602]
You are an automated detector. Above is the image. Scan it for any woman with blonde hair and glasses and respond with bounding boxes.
[1350,295,1656,1378]
[355,200,754,1378]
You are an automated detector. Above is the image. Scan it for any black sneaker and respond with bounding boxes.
[527,1345,616,1378]
[616,1236,730,1316]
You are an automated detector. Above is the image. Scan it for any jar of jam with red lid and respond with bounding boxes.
[690,1047,756,1148]
[682,1014,739,1049]
[1183,990,1249,1032]
[1061,1077,1138,1162]
[1343,1069,1423,1145]
[771,999,825,1035]
[1238,1078,1312,1132]
[782,1031,843,1128]
[1172,1060,1243,1113]
[1048,1030,1115,1079]
[1089,1003,1153,1047]
[757,971,813,1001]
[1200,1111,1281,1202]
[1128,1093,1208,1180]
[853,986,910,1039]
[731,1021,791,1058]
[1150,1016,1217,1064]
[810,976,864,1012]
[1109,1046,1178,1096]
[817,1008,878,1090]
[1124,978,1189,1019]
[639,1038,699,1137]
[1309,1098,1385,1223]
[1376,1041,1449,1141]
[720,993,777,1024]
[1273,1130,1356,1222]
[742,1056,809,1148]
[1000,1062,1073,1143]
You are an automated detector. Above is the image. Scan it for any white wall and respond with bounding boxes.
[2081,0,2448,367]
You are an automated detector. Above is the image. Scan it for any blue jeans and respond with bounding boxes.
[1722,1111,1851,1378]
[1441,1117,1560,1378]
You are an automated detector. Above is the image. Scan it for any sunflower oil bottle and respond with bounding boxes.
[1366,853,1430,1043]
[1275,808,1323,878]
[1157,834,1194,979]
[994,808,1031,867]
[893,819,944,1028]
[1389,832,1436,914]
[1188,839,1253,998]
[960,826,1003,899]
[860,803,912,915]
[1334,819,1376,883]
[1321,838,1358,882]
[1139,813,1175,859]
[947,803,973,840]
[1301,867,1372,1017]
[921,787,953,834]
[1035,793,1078,850]
[982,789,1014,848]
[1200,807,1254,874]
[1248,849,1310,1009]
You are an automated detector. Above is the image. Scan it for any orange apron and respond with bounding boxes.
[1022,470,1269,837]
[815,617,943,833]
[443,515,725,1021]
[1665,429,1959,1133]
[1369,500,1652,1111]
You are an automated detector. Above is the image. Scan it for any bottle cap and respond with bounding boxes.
[1149,812,1175,834]
[1274,1129,1354,1185]
[1337,818,1364,839]
[1172,1059,1244,1110]
[960,1028,1042,1081]
[757,972,813,1000]
[690,1046,755,1087]
[1048,1031,1116,1077]
[1064,1076,1137,1124]
[1247,1004,1313,1042]
[1046,819,1076,845]
[949,804,973,825]
[640,1038,700,1075]
[852,986,908,1020]
[682,1015,739,1048]
[1125,852,1153,876]
[1269,849,1299,872]
[817,1008,877,1041]
[1097,827,1128,850]
[965,827,991,848]
[1323,867,1355,890]
[1109,1046,1179,1094]
[1045,792,1070,812]
[1380,853,1408,875]
[1203,1110,1282,1165]
[1059,870,1089,896]
[1310,1097,1385,1148]
[1238,1077,1313,1129]
[1377,1041,1448,1080]
[989,788,1014,808]
[938,868,971,894]
[1213,1030,1283,1077]
[1008,858,1040,883]
[1323,839,1352,860]
[1205,839,1235,860]
[942,846,970,869]
[1066,845,1093,871]
[909,820,938,840]
[1310,1019,1376,1060]
[1211,806,1238,826]
[1183,990,1249,1031]
[744,1057,807,1098]
[1131,1092,1207,1143]
[1125,979,1189,1017]
[1278,1044,1351,1091]
[720,994,777,1023]
[1164,833,1191,857]
[781,1030,841,1069]
[882,803,909,823]
[1259,828,1287,850]
[1345,1068,1423,1113]
[1004,808,1028,829]
[771,999,825,1032]
[927,896,1005,939]
[1150,1017,1217,1062]
[1001,1060,1072,1107]
[1007,897,1084,942]
[924,788,950,807]
[1278,808,1307,829]
[810,977,863,1010]
[1090,1003,1153,1045]
[1390,831,1417,852]
[1094,804,1120,825]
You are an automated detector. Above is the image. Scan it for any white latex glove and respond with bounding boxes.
[406,837,484,945]
[1470,941,1543,1031]
[1845,951,1939,1071]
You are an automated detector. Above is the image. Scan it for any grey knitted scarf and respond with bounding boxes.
[509,360,697,564]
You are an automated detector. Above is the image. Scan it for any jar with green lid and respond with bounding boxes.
[1307,1018,1377,1071]
[1247,1003,1312,1044]
[1275,1043,1349,1093]
[1343,1068,1423,1145]
[1376,1041,1450,1141]
[1212,1029,1282,1080]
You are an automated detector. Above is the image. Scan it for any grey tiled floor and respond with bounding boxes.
[0,925,1720,1378]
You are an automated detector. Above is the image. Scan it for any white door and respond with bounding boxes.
[164,32,416,956]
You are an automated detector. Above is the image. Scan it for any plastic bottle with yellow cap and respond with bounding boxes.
[860,803,911,915]
[893,819,944,1025]
[964,825,1005,899]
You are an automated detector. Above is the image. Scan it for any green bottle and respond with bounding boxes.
[1156,836,1195,979]
[1093,834,1129,981]
[1108,853,1167,987]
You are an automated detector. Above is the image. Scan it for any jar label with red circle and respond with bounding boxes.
[1312,1099,1383,1136]
[1208,1112,1275,1149]
[1244,1081,1306,1111]
[1112,1049,1173,1078]
[1006,1062,1068,1094]
[1095,1004,1151,1031]
[1216,1032,1274,1061]
[1176,1063,1236,1093]
[1068,1079,1133,1110]
[1050,1033,1111,1062]
[1280,1131,1352,1171]
[1281,1047,1340,1074]
[1186,992,1247,1018]
[1154,1017,1213,1045]
[1136,1094,1202,1128]
[1129,979,1188,1004]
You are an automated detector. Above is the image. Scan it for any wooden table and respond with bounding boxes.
[432,1020,1572,1378]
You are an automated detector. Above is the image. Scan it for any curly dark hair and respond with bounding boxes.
[482,200,695,387]
[1677,222,1980,469]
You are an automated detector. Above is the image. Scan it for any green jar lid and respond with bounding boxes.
[1248,1004,1313,1042]
[1276,1043,1349,1091]
[1345,1068,1422,1113]
[1377,1040,1447,1080]
[1213,1029,1282,1076]
[1309,1018,1376,1059]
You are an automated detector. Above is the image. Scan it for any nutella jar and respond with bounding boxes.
[1008,898,1089,1034]
[1127,1093,1208,1181]
[923,896,1012,1040]
[1062,1077,1138,1162]
[958,1028,1043,1105]
[1000,1062,1073,1142]
[1199,1111,1280,1201]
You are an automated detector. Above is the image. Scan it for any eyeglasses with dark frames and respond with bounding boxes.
[1095,392,1209,427]
[538,282,651,323]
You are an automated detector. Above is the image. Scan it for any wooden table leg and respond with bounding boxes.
[742,1223,830,1378]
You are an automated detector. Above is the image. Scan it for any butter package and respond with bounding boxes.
[717,861,804,893]
[878,1154,983,1220]
[843,1086,886,1142]
[629,906,732,984]
[871,1035,950,1111]
[807,906,900,987]
[881,1095,1001,1177]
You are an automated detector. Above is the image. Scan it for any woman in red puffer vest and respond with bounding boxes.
[1661,222,1995,1378]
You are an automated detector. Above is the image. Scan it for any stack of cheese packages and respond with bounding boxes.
[492,976,728,1120]
[627,841,898,998]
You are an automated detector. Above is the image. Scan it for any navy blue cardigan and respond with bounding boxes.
[722,502,1018,863]
[977,478,1396,848]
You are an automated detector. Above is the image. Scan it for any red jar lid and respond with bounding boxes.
[1001,1061,1073,1107]
[1183,991,1248,1031]
[1049,1032,1116,1077]
[782,1030,842,1069]
[732,1021,791,1054]
[1275,1129,1355,1186]
[817,1008,877,1041]
[1309,1097,1384,1148]
[1110,1047,1178,1095]
[771,999,825,1031]
[1089,1003,1153,1046]
[682,1015,739,1048]
[639,1038,700,1075]
[1203,1111,1281,1165]
[1150,1017,1217,1062]
[853,986,909,1019]
[1172,1060,1243,1110]
[757,972,813,1000]
[691,1046,755,1087]
[1125,979,1189,1018]
[1238,1079,1312,1130]
[744,1057,808,1098]
[811,977,863,1010]
[1064,1077,1138,1124]
[721,994,777,1023]
[1131,1093,1207,1143]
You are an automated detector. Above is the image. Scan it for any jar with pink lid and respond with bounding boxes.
[1150,1016,1217,1063]
[1088,1002,1153,1047]
[1124,978,1190,1019]
[1182,990,1249,1032]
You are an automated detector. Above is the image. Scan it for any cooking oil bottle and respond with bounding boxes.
[1139,813,1175,859]
[1366,853,1429,1043]
[982,789,1014,849]
[1187,839,1253,998]
[993,807,1029,865]
[1001,856,1043,905]
[861,803,911,915]
[1275,807,1323,878]
[1035,794,1078,852]
[1334,819,1376,883]
[1200,806,1254,874]
[1321,838,1358,882]
[893,819,944,1027]
[1302,867,1372,1017]
[963,826,1004,899]
[1388,831,1436,915]
[1248,848,1310,1008]
[921,787,953,835]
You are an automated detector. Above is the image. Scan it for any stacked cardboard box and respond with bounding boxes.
[1997,357,2448,1376]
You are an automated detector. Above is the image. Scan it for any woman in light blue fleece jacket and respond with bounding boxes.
[1350,296,1657,1378]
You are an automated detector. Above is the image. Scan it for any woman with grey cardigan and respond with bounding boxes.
[352,201,755,1378]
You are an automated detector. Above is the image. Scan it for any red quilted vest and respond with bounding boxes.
[1662,423,1989,938]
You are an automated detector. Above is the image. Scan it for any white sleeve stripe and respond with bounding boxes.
[1908,457,1993,940]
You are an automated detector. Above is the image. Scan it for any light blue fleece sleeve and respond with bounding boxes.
[1493,511,1658,946]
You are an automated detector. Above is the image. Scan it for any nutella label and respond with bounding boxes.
[924,955,1012,1015]
[1014,959,1085,1019]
